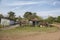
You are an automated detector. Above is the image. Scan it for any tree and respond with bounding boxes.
[18,16,22,21]
[0,14,3,22]
[57,16,60,23]
[32,13,36,18]
[23,12,32,20]
[45,16,55,24]
[32,13,43,20]
[23,12,43,21]
[8,11,16,20]
[0,14,3,18]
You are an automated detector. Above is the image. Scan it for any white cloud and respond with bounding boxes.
[53,1,60,6]
[0,0,60,18]
[37,9,60,17]
[1,0,60,7]
[4,1,40,6]
[1,0,52,6]
[53,2,56,6]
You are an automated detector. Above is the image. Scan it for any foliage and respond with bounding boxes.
[0,26,59,33]
[45,16,56,24]
[17,16,22,21]
[8,11,16,20]
[32,13,43,20]
[56,16,60,23]
[23,12,33,20]
[0,14,3,18]
[0,14,3,22]
[23,12,42,20]
[0,11,60,23]
[0,24,3,28]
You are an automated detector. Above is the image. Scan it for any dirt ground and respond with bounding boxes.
[0,24,60,40]
[20,31,60,40]
[0,31,60,40]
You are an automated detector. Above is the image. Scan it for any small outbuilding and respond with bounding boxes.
[0,17,16,26]
[30,18,40,26]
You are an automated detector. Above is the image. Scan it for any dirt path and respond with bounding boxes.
[1,31,60,40]
[0,24,60,40]
[20,31,60,40]
[0,24,19,30]
[52,23,60,29]
[19,24,60,40]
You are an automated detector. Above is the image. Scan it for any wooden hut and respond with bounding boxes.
[30,18,39,26]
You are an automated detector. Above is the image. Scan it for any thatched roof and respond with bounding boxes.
[31,18,39,21]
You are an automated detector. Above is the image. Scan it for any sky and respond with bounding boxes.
[0,0,60,18]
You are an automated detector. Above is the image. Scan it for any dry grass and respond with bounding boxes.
[0,26,59,40]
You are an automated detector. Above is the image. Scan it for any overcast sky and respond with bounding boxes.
[0,0,60,18]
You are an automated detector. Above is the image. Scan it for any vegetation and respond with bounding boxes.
[23,12,43,21]
[0,26,59,33]
[0,24,3,28]
[8,11,16,21]
[23,12,32,20]
[0,26,59,40]
[45,16,56,24]
[0,11,60,24]
[0,14,3,22]
[0,11,60,28]
[0,11,60,37]
[56,16,60,23]
[18,16,22,21]
[0,14,3,18]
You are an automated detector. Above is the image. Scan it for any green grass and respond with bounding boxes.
[0,25,3,28]
[0,26,59,33]
[0,26,59,38]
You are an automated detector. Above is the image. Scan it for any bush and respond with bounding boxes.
[0,24,3,28]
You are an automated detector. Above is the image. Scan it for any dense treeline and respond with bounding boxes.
[0,11,60,24]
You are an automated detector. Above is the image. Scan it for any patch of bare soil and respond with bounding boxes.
[20,31,60,40]
[0,31,60,40]
[0,24,60,40]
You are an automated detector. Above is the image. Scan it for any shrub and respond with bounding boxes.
[0,24,3,28]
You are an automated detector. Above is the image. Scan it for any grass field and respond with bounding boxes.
[0,26,59,40]
[0,26,59,33]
